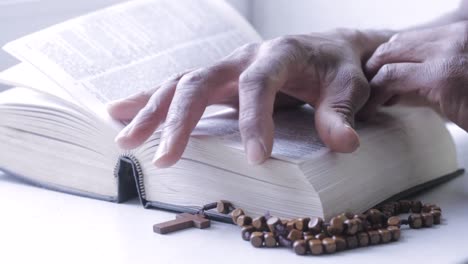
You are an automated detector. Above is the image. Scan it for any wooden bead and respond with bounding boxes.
[399,200,411,213]
[250,232,264,248]
[315,233,327,240]
[327,216,344,236]
[367,209,383,225]
[354,214,367,221]
[422,213,434,227]
[236,215,252,227]
[241,226,255,241]
[378,229,391,243]
[346,235,359,249]
[422,203,435,213]
[411,200,422,213]
[294,217,310,231]
[409,214,423,229]
[308,239,324,255]
[431,210,441,225]
[354,218,363,232]
[332,235,347,251]
[293,240,308,255]
[303,234,315,242]
[368,230,381,245]
[344,219,359,235]
[267,217,281,233]
[264,232,277,247]
[308,217,323,235]
[286,220,296,232]
[231,208,244,223]
[287,229,303,241]
[278,235,293,248]
[392,201,401,215]
[387,226,400,241]
[216,200,231,214]
[431,206,442,212]
[322,238,337,254]
[357,232,369,247]
[252,216,267,230]
[345,212,355,219]
[387,216,401,227]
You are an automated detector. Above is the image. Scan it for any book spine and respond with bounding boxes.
[114,154,142,203]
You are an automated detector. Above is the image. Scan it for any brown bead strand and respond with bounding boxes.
[214,200,442,256]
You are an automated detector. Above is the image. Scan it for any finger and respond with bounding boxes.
[153,64,239,168]
[106,71,189,121]
[237,42,301,164]
[365,39,428,78]
[114,80,178,149]
[358,62,426,120]
[315,66,369,153]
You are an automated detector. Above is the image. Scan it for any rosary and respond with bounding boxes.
[153,200,442,256]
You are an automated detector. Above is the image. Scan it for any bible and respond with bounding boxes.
[0,0,462,221]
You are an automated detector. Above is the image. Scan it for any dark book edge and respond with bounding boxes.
[0,167,120,202]
[120,154,464,224]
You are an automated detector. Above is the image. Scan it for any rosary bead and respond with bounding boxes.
[368,230,381,245]
[252,216,267,231]
[287,229,303,241]
[422,213,434,227]
[411,200,422,213]
[431,210,441,225]
[236,215,252,227]
[422,203,435,213]
[241,226,255,241]
[367,209,383,225]
[322,238,337,254]
[231,208,245,223]
[250,232,264,248]
[346,235,359,249]
[216,200,232,214]
[354,214,367,221]
[304,234,315,242]
[344,219,359,235]
[387,226,400,241]
[286,220,296,232]
[309,239,324,255]
[399,200,411,213]
[294,217,310,231]
[278,235,293,248]
[378,229,392,243]
[431,206,441,212]
[315,233,327,240]
[345,212,355,219]
[393,201,401,215]
[327,216,345,236]
[308,217,324,235]
[267,217,281,233]
[281,219,289,226]
[357,232,370,247]
[354,218,364,232]
[387,216,401,227]
[332,235,347,251]
[264,232,277,247]
[293,240,308,255]
[409,214,423,229]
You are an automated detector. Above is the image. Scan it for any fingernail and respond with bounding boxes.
[344,124,360,150]
[246,139,266,165]
[152,139,170,168]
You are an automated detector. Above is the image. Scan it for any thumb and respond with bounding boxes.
[314,69,369,153]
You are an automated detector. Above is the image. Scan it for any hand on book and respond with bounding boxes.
[361,21,468,130]
[107,29,388,167]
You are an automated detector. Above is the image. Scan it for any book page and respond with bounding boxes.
[3,0,261,118]
[192,106,329,163]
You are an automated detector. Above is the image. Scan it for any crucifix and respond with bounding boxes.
[153,213,211,234]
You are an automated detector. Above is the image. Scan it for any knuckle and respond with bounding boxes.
[442,56,468,78]
[373,42,393,62]
[239,70,269,88]
[379,64,398,83]
[179,70,208,85]
[267,35,303,51]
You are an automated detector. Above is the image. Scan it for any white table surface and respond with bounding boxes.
[0,125,467,264]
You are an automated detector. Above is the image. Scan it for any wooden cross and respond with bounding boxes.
[153,213,211,234]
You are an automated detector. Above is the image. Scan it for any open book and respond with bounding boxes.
[0,0,461,220]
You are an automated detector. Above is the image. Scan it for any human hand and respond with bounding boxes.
[108,29,388,167]
[362,21,468,130]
